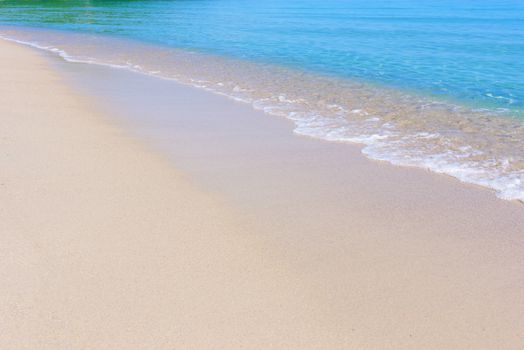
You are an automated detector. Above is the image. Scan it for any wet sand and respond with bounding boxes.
[2,39,524,349]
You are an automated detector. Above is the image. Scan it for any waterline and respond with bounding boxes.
[2,27,522,202]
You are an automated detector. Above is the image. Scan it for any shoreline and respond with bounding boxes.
[2,39,524,349]
[1,26,523,202]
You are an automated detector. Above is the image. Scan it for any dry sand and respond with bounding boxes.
[2,39,524,349]
[0,40,340,349]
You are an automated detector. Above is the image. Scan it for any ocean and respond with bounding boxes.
[1,0,523,201]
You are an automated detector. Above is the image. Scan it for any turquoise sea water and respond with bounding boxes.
[1,0,523,201]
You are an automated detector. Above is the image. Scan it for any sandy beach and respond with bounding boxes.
[0,39,338,349]
[2,38,524,349]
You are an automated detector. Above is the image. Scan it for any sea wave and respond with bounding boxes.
[1,28,523,202]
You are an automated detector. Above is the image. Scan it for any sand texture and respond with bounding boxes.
[2,39,524,349]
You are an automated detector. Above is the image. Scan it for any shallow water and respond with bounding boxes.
[0,0,523,201]
[1,0,523,112]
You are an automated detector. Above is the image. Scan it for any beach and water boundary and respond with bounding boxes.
[1,26,523,203]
